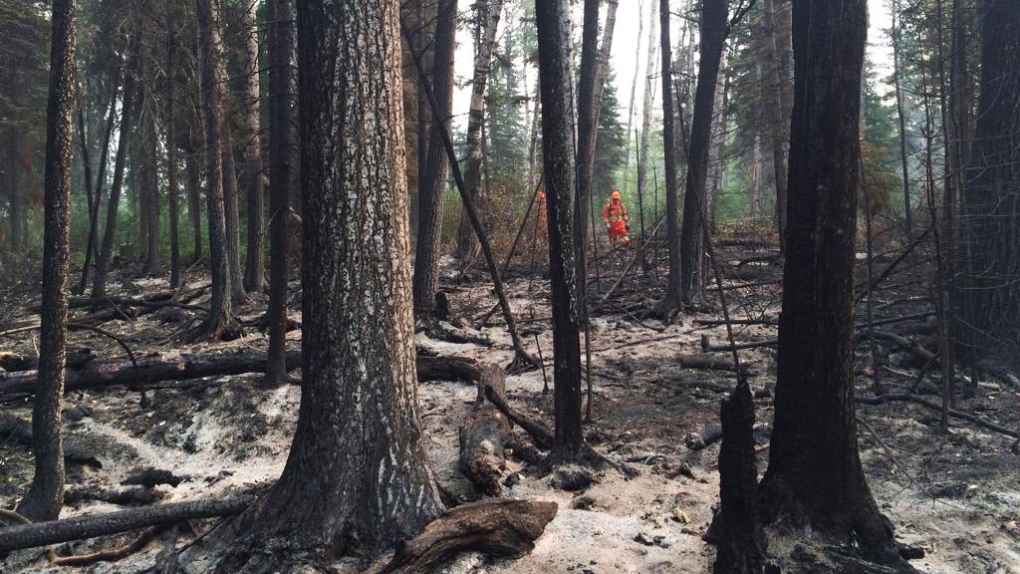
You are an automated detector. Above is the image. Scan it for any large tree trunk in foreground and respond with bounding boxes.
[752,0,907,567]
[536,0,585,463]
[455,0,503,262]
[18,0,76,523]
[412,0,457,322]
[196,0,233,335]
[223,0,442,565]
[960,0,1020,369]
[264,0,296,387]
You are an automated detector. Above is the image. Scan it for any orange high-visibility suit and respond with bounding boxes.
[603,195,630,246]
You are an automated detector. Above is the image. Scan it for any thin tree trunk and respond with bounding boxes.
[891,4,913,242]
[78,69,120,294]
[166,21,181,289]
[18,0,76,523]
[242,0,265,293]
[536,0,585,463]
[705,56,728,235]
[186,146,202,263]
[622,0,645,197]
[637,1,659,269]
[196,0,232,336]
[412,0,457,322]
[221,125,246,302]
[92,39,139,299]
[264,0,296,387]
[141,95,161,275]
[653,0,682,317]
[677,0,728,306]
[765,0,791,257]
[455,0,503,262]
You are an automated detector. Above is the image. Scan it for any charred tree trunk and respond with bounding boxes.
[891,6,912,243]
[76,70,118,294]
[264,0,296,387]
[653,0,682,317]
[412,0,457,322]
[765,0,792,257]
[18,0,76,523]
[92,39,139,299]
[755,0,907,566]
[677,0,728,306]
[140,94,161,276]
[196,0,233,335]
[960,0,1020,368]
[455,0,503,262]
[221,125,246,302]
[166,22,181,289]
[242,0,266,294]
[536,0,585,463]
[222,0,443,566]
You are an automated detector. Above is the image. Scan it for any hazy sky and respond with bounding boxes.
[451,0,895,131]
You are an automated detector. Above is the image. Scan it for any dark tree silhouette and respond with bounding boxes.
[18,0,76,522]
[536,0,585,463]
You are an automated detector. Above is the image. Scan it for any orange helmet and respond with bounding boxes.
[611,190,621,200]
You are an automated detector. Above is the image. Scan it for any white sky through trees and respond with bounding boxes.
[450,0,894,133]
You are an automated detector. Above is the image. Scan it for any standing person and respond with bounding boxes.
[603,190,631,246]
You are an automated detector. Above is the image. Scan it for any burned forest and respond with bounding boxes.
[1,0,1019,573]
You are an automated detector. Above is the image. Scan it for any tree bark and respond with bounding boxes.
[264,0,296,387]
[622,0,645,198]
[221,124,246,302]
[653,0,682,317]
[412,0,457,322]
[890,5,912,243]
[196,0,233,336]
[755,0,906,565]
[677,0,728,306]
[77,70,118,294]
[140,93,161,276]
[166,21,181,289]
[225,0,443,564]
[0,496,253,554]
[536,0,585,463]
[765,0,792,257]
[637,1,659,268]
[92,38,139,299]
[960,0,1020,367]
[455,0,503,262]
[18,0,76,523]
[186,146,203,263]
[459,365,510,496]
[242,0,266,294]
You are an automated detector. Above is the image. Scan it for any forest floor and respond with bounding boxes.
[1,233,1019,573]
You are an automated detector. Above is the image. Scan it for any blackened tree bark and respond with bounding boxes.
[18,0,76,522]
[265,0,296,386]
[412,0,457,322]
[677,0,727,306]
[92,38,139,299]
[140,94,161,275]
[222,124,247,302]
[196,0,233,336]
[454,0,503,261]
[77,69,119,294]
[961,0,1020,367]
[755,0,906,565]
[242,0,266,293]
[765,0,792,257]
[223,0,443,565]
[536,0,584,463]
[166,20,181,289]
[652,0,682,317]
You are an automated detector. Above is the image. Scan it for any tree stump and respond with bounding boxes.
[459,365,511,496]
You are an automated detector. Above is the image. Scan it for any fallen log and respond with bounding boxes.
[1,352,486,398]
[857,393,1020,440]
[484,385,554,451]
[373,499,558,574]
[677,354,754,375]
[0,495,253,554]
[417,356,482,383]
[459,366,511,496]
[0,352,304,397]
[0,414,102,468]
